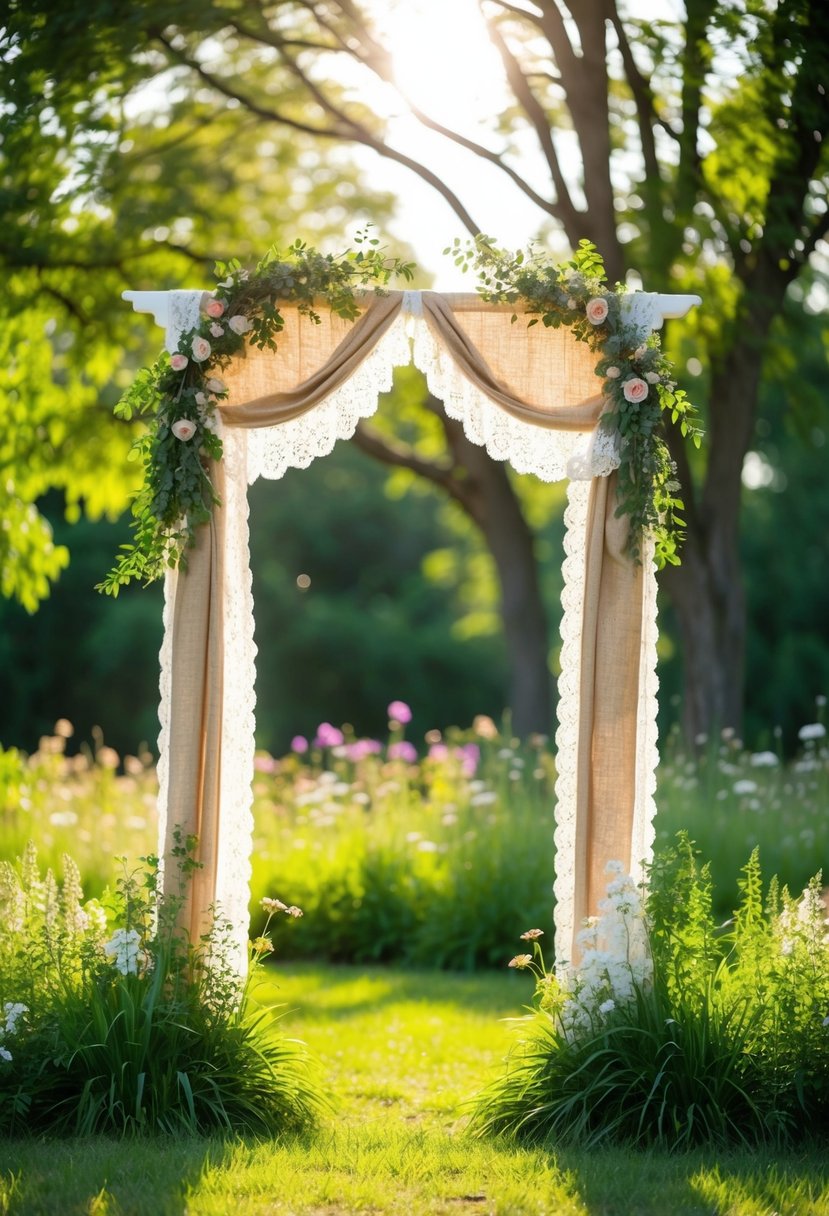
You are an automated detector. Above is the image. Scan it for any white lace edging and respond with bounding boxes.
[632,538,659,884]
[245,311,412,484]
[409,316,620,482]
[553,479,590,966]
[215,425,256,972]
[166,291,203,352]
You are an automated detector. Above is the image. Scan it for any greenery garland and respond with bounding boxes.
[448,235,702,568]
[98,233,414,595]
[100,232,701,595]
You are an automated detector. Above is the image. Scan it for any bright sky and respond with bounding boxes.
[349,0,685,287]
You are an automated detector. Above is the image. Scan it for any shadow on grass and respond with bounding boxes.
[554,1144,829,1216]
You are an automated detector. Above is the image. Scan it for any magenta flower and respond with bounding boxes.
[314,722,344,748]
[387,700,412,725]
[290,735,309,754]
[388,740,417,763]
[457,743,480,777]
[346,739,382,761]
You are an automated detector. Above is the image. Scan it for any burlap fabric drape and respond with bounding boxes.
[164,291,645,964]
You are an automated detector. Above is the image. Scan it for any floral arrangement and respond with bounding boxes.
[449,236,703,567]
[99,233,414,595]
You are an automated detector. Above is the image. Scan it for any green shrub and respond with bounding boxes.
[0,839,326,1136]
[470,837,829,1149]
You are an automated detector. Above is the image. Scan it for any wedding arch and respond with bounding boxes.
[124,277,700,973]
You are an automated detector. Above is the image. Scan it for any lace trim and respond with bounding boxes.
[632,538,659,883]
[409,316,619,482]
[166,290,203,352]
[215,425,256,971]
[245,311,412,483]
[553,479,590,966]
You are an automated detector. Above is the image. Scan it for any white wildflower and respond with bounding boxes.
[798,723,826,742]
[104,928,145,976]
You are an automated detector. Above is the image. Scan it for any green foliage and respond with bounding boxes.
[0,841,326,1135]
[470,837,829,1148]
[447,236,703,567]
[99,234,415,594]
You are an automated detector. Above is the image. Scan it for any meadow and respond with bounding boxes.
[1,713,828,1214]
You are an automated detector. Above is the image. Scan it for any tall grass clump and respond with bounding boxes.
[471,835,829,1149]
[0,836,326,1136]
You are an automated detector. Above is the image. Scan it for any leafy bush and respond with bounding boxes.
[470,837,829,1149]
[0,838,326,1136]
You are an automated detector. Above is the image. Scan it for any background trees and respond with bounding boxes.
[2,0,827,750]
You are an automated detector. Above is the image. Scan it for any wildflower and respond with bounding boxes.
[388,741,417,763]
[387,699,412,725]
[798,723,826,742]
[470,790,497,807]
[261,897,288,913]
[428,742,449,761]
[54,718,74,738]
[520,929,544,940]
[458,743,480,777]
[285,906,303,918]
[251,936,274,954]
[0,1047,11,1063]
[604,860,625,875]
[171,419,197,442]
[314,723,344,748]
[599,999,615,1014]
[508,954,533,969]
[585,297,609,325]
[473,714,499,739]
[750,751,779,767]
[290,735,309,754]
[103,928,145,976]
[3,1003,27,1035]
[733,779,758,795]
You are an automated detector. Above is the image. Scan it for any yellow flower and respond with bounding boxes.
[508,954,533,969]
[251,936,274,954]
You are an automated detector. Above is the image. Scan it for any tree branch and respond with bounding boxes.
[351,421,480,518]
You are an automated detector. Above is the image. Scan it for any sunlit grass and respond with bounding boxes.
[1,965,827,1215]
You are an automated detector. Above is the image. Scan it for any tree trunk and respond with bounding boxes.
[440,415,552,737]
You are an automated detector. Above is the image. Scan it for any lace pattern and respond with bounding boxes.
[632,538,659,882]
[246,313,412,483]
[554,479,591,966]
[409,316,620,481]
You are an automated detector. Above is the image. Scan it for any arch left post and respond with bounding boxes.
[125,289,256,974]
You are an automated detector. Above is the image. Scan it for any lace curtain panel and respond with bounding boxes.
[159,289,660,972]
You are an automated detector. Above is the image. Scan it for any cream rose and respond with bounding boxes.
[605,366,621,379]
[171,419,197,441]
[206,377,227,394]
[645,371,661,384]
[191,336,211,362]
[209,322,224,338]
[169,353,189,371]
[228,314,252,335]
[622,376,649,404]
[585,297,609,325]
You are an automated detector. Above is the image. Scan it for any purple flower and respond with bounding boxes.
[428,743,450,761]
[290,735,309,754]
[388,741,417,763]
[313,723,344,748]
[457,743,480,777]
[346,738,382,761]
[387,700,412,725]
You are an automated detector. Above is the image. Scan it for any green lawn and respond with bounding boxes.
[1,964,827,1215]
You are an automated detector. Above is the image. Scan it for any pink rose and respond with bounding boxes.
[170,353,189,371]
[206,377,227,394]
[171,419,197,441]
[191,336,211,362]
[209,323,224,338]
[605,366,621,379]
[585,297,609,325]
[205,298,225,318]
[622,377,649,404]
[228,315,251,335]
